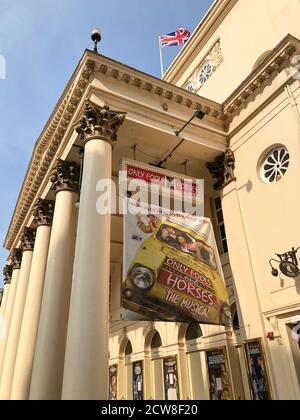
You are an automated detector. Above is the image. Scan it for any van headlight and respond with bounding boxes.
[129,265,154,290]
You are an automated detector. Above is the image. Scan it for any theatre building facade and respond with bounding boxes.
[0,0,300,400]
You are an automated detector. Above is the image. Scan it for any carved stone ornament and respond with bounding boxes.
[206,148,236,191]
[11,248,23,270]
[50,160,80,194]
[0,288,3,306]
[20,227,36,251]
[32,199,54,227]
[76,102,126,144]
[3,264,13,285]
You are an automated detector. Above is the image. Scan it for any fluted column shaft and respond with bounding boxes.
[0,258,21,380]
[0,228,35,399]
[62,103,125,400]
[11,200,53,400]
[30,160,79,400]
[0,285,10,322]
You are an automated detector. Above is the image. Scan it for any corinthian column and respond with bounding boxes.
[11,200,53,400]
[0,270,12,329]
[30,160,79,400]
[0,252,22,380]
[62,102,125,400]
[0,228,35,399]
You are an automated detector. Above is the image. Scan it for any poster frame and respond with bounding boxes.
[108,364,118,400]
[163,354,181,401]
[205,346,234,401]
[242,338,273,401]
[132,360,144,401]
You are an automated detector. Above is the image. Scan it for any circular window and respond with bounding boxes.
[260,146,290,183]
[198,61,213,86]
[185,81,194,92]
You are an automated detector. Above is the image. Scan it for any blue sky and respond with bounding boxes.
[0,0,214,285]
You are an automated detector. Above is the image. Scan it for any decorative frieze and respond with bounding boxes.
[11,248,23,270]
[207,149,236,191]
[32,199,54,227]
[3,264,13,285]
[50,160,80,194]
[20,227,36,251]
[183,40,223,93]
[76,102,126,144]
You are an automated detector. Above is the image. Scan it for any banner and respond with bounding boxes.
[206,348,233,401]
[123,159,203,199]
[244,339,272,400]
[122,202,231,325]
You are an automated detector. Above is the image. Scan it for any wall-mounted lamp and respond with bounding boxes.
[269,247,300,278]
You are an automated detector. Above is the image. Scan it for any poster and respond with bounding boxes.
[244,339,271,401]
[109,365,118,400]
[163,357,180,400]
[206,348,234,401]
[122,203,231,325]
[132,361,144,400]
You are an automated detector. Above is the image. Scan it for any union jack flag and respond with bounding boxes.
[160,27,191,48]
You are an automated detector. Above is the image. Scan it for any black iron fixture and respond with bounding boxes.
[91,28,102,53]
[269,247,300,278]
[152,107,205,168]
[175,107,205,137]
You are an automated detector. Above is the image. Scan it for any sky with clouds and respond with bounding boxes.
[0,0,214,286]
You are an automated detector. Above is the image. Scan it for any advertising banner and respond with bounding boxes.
[206,348,234,401]
[109,365,118,400]
[132,361,144,400]
[123,159,203,199]
[122,202,231,325]
[244,339,272,400]
[163,357,180,400]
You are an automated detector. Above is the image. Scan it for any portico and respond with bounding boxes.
[0,49,234,400]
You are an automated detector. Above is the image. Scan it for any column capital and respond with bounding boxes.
[50,160,80,194]
[3,264,13,285]
[75,101,126,145]
[11,248,23,270]
[32,199,54,227]
[206,148,236,191]
[20,227,36,252]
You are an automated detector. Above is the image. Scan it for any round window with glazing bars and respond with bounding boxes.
[198,61,213,86]
[260,146,290,184]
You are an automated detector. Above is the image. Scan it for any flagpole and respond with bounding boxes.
[158,36,164,79]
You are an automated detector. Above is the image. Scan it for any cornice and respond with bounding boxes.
[90,52,225,120]
[263,301,300,319]
[4,57,95,249]
[222,34,300,120]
